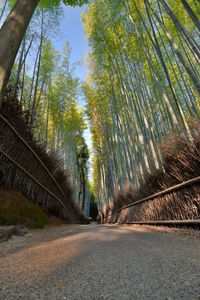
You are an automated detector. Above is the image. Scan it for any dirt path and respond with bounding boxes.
[0,224,200,299]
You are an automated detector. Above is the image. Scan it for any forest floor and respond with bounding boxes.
[0,223,200,299]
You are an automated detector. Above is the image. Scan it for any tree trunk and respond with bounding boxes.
[181,0,200,32]
[15,34,26,87]
[34,72,46,114]
[19,35,34,77]
[0,0,8,22]
[31,8,44,125]
[0,0,39,106]
[159,0,200,61]
[20,57,26,102]
[147,0,200,96]
[81,166,86,211]
[28,48,39,112]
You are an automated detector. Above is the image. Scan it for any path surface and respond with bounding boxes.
[0,223,200,300]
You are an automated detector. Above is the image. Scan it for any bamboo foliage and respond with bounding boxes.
[82,0,200,209]
[0,1,90,213]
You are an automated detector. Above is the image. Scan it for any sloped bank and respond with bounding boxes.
[0,88,88,224]
[100,123,200,224]
[0,188,47,228]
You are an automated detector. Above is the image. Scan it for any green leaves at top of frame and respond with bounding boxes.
[9,0,89,9]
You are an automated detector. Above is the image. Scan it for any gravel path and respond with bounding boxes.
[0,223,200,300]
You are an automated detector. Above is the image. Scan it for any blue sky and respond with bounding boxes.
[53,4,88,81]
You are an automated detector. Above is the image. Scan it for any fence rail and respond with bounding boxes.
[0,113,78,223]
[103,173,200,224]
[107,220,200,227]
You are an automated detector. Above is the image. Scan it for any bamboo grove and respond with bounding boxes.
[0,1,90,215]
[82,0,200,210]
